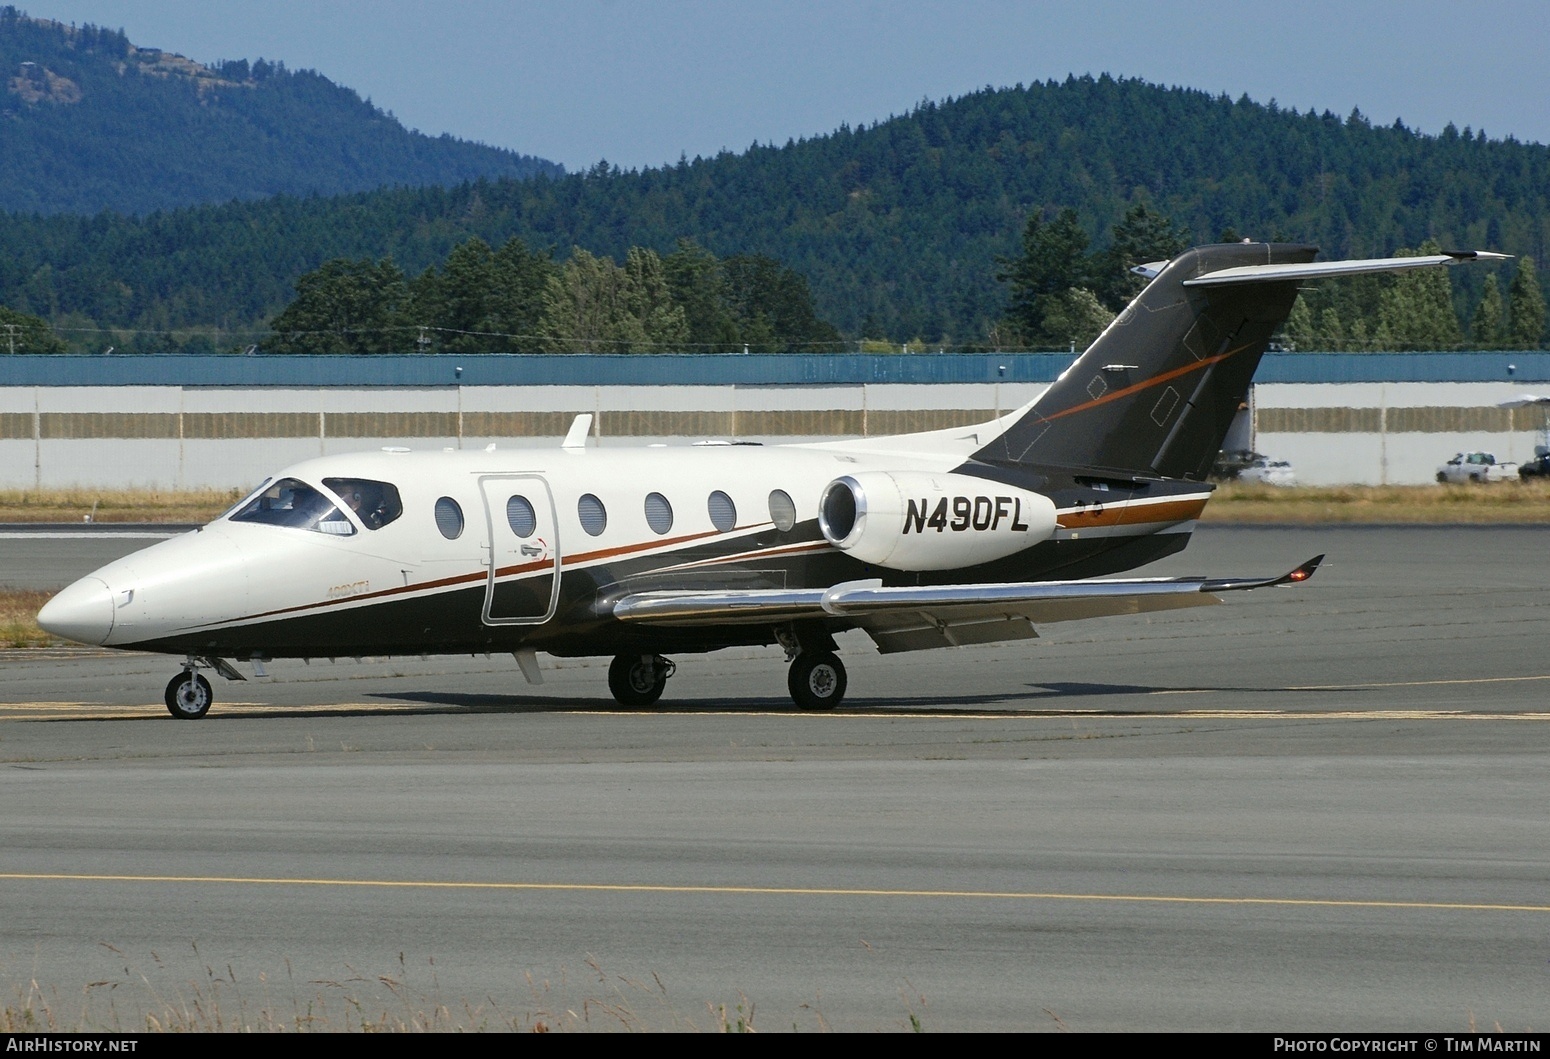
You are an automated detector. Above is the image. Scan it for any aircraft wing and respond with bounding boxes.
[611,555,1322,654]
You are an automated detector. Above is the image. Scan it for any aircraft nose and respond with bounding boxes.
[37,577,115,646]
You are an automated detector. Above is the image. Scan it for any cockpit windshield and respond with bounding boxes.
[229,478,356,535]
[322,478,403,530]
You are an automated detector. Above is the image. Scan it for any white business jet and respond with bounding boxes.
[38,242,1506,717]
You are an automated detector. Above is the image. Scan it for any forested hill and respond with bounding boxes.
[0,9,560,215]
[0,71,1546,346]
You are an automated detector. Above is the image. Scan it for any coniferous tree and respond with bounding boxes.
[720,254,842,352]
[1282,297,1316,351]
[1095,202,1190,307]
[1509,258,1546,348]
[405,236,556,351]
[268,258,408,353]
[663,239,739,351]
[486,237,559,351]
[407,237,500,352]
[1471,275,1505,347]
[998,208,1090,343]
[623,247,689,351]
[1377,241,1462,350]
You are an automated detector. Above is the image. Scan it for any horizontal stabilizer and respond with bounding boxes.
[1182,251,1510,287]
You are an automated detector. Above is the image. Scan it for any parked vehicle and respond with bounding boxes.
[1238,455,1297,487]
[1211,449,1296,486]
[1519,453,1550,479]
[1436,452,1518,483]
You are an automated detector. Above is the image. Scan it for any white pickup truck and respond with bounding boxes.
[1436,452,1518,483]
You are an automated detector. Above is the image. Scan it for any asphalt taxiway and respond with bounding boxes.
[1,524,1547,1031]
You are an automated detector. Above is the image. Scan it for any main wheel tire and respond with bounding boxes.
[1436,472,1448,483]
[788,651,847,711]
[164,671,213,719]
[608,653,667,707]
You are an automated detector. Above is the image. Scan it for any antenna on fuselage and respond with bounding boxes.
[562,413,593,450]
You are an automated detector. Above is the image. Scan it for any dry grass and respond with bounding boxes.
[0,487,241,524]
[0,589,60,648]
[1203,480,1550,523]
[0,949,784,1032]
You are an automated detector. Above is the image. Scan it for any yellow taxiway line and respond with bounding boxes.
[0,871,1545,914]
[5,704,1550,722]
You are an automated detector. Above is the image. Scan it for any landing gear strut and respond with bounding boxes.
[608,653,675,707]
[164,668,213,719]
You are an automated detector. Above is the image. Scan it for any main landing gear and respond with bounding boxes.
[608,653,676,707]
[787,650,847,711]
[606,631,848,712]
[778,625,847,711]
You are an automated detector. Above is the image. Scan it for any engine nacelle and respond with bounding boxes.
[818,471,1057,571]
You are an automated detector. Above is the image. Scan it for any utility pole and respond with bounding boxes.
[4,323,16,355]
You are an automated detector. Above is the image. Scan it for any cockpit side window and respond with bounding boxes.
[229,478,355,536]
[323,478,403,530]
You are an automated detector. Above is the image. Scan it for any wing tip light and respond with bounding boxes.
[1202,554,1324,593]
[1282,554,1324,584]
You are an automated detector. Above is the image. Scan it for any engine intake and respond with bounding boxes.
[819,472,1056,571]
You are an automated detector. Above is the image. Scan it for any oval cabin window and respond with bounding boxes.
[578,494,607,536]
[507,495,537,538]
[708,490,736,532]
[645,492,673,535]
[767,489,797,532]
[434,496,464,540]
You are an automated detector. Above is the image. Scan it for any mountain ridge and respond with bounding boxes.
[0,7,561,215]
[0,58,1544,346]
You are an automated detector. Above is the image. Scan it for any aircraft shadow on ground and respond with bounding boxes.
[355,678,1354,716]
[27,678,1367,722]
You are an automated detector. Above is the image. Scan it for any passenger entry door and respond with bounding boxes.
[479,475,560,624]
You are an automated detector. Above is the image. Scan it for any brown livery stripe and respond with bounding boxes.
[1056,497,1209,529]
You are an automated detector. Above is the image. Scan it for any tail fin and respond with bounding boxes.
[975,242,1317,480]
[975,242,1509,480]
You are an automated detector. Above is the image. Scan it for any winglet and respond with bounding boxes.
[562,413,593,450]
[1202,554,1324,593]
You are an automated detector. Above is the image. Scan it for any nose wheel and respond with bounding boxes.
[164,670,213,719]
[608,653,674,707]
[788,651,846,711]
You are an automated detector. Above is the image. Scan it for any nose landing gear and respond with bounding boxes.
[163,655,246,718]
[164,668,213,719]
[608,653,675,707]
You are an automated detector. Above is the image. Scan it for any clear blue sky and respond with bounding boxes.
[30,1,1550,171]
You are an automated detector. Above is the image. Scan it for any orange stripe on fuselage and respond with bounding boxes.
[1056,497,1208,529]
